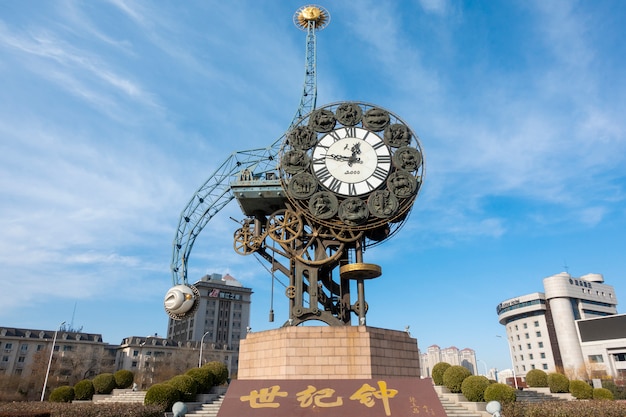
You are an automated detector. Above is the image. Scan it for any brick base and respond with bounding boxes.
[238,326,420,379]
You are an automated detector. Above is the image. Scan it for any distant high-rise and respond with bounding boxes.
[420,345,478,377]
[497,272,620,379]
[167,273,252,375]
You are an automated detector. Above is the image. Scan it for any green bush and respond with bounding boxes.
[167,375,198,402]
[93,373,117,394]
[461,375,491,402]
[593,387,614,400]
[484,383,516,403]
[431,362,451,386]
[49,385,74,403]
[73,379,95,400]
[186,367,214,393]
[203,361,229,385]
[548,373,569,393]
[569,380,593,399]
[601,380,626,400]
[145,383,180,412]
[442,365,471,393]
[114,369,134,389]
[525,369,548,387]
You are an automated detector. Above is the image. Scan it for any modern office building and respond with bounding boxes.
[166,273,252,376]
[497,272,620,379]
[420,344,478,377]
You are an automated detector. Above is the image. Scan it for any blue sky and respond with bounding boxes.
[1,0,625,374]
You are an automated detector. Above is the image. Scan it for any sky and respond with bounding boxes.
[1,0,625,375]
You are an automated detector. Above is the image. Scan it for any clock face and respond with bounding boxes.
[279,101,425,237]
[311,127,391,196]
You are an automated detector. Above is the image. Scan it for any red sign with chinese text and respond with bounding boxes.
[217,378,446,417]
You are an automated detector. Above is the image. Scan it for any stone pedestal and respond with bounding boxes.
[238,325,420,380]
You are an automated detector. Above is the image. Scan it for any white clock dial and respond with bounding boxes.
[311,127,391,196]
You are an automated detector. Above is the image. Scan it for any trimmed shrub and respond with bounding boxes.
[602,379,626,400]
[167,375,198,402]
[432,362,451,386]
[49,385,74,403]
[203,361,229,386]
[93,373,117,394]
[114,369,134,389]
[442,365,471,393]
[187,367,214,393]
[73,379,95,400]
[461,375,491,402]
[145,383,180,411]
[569,380,593,399]
[547,372,569,393]
[484,382,516,403]
[525,369,548,387]
[593,387,614,400]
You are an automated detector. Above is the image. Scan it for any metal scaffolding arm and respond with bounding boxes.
[170,138,283,286]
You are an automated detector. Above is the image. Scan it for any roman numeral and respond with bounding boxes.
[372,140,385,150]
[327,178,341,192]
[348,183,357,196]
[345,127,357,138]
[372,166,388,181]
[316,166,332,183]
[377,154,391,164]
[328,130,342,142]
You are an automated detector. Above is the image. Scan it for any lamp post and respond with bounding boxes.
[198,331,210,367]
[41,321,65,401]
[497,335,518,389]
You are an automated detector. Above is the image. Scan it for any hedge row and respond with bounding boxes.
[144,361,228,411]
[48,369,134,402]
[431,362,617,403]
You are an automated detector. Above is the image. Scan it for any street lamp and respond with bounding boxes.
[41,321,66,401]
[497,335,518,389]
[198,331,210,367]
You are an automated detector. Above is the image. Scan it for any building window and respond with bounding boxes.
[131,361,137,368]
[527,344,531,349]
[520,355,524,360]
[614,353,626,362]
[515,325,518,330]
[540,353,546,359]
[525,333,529,339]
[516,335,520,341]
[529,354,534,360]
[588,355,604,363]
[536,331,541,337]
[37,345,44,351]
[1,356,8,362]
[538,342,544,348]
[523,323,528,329]
[4,343,12,350]
[542,364,548,370]
[133,350,139,357]
[522,365,526,371]
[63,345,72,352]
[534,321,539,327]
[20,344,28,352]
[518,345,522,351]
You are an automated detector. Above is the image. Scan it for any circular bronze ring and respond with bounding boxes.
[340,263,382,280]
